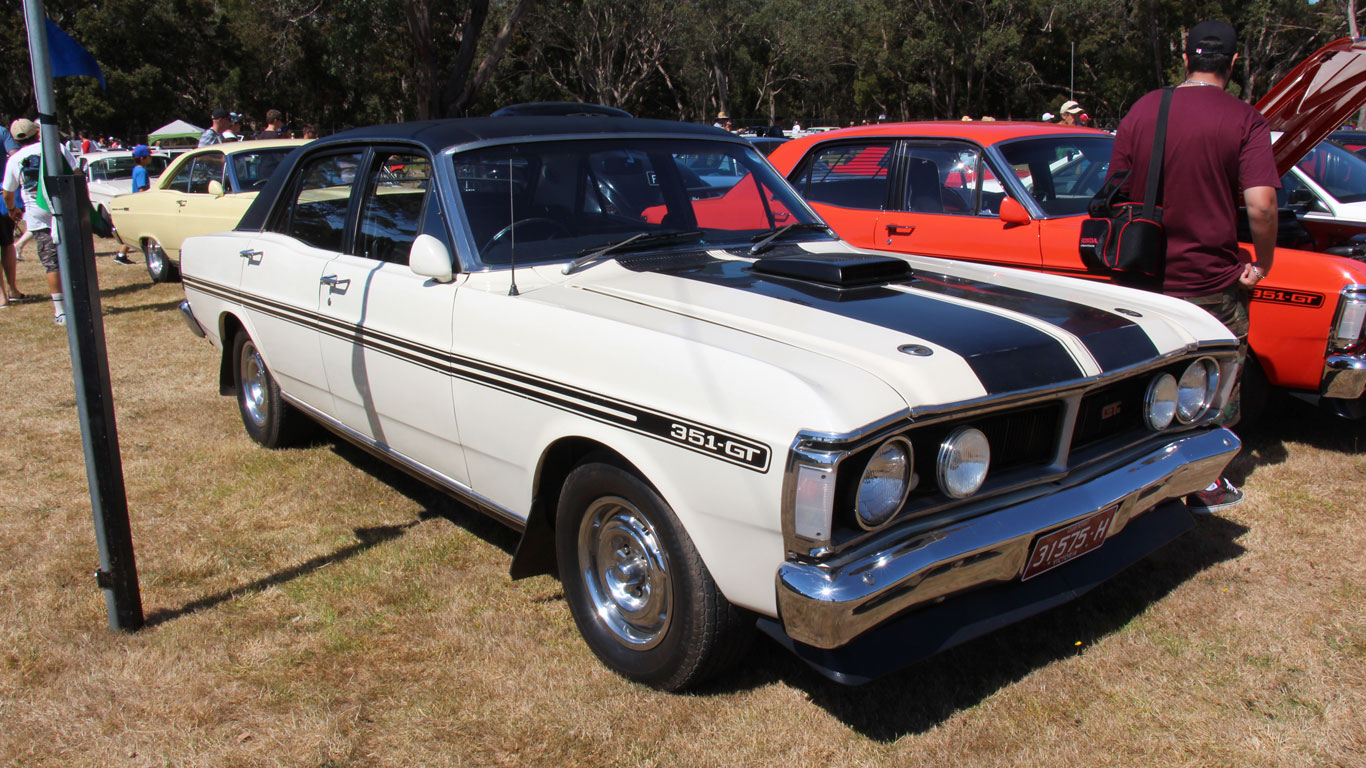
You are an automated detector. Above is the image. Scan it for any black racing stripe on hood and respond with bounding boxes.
[666,260,1085,394]
[906,272,1160,372]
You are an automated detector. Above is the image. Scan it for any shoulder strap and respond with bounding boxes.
[1142,86,1175,217]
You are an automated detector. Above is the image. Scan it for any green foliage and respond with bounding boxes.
[0,0,1357,138]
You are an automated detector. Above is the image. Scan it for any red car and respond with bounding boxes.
[768,38,1366,419]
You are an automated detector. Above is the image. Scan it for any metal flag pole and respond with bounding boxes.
[19,0,144,631]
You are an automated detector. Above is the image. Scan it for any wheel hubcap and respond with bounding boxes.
[578,496,671,650]
[145,241,164,273]
[240,342,268,427]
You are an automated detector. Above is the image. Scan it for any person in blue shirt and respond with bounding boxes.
[113,144,153,265]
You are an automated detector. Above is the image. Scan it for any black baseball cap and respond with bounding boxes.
[1187,21,1237,56]
[211,108,229,119]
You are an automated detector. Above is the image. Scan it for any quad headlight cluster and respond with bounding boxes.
[1144,357,1220,430]
[851,426,993,532]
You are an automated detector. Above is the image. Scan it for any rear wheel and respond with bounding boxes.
[145,238,179,283]
[555,460,752,690]
[232,330,310,448]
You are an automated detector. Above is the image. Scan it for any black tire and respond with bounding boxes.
[231,330,311,448]
[145,238,179,283]
[555,460,753,691]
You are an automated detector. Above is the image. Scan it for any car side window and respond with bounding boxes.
[900,143,979,216]
[356,152,430,265]
[188,153,225,194]
[790,143,893,210]
[165,159,194,193]
[275,151,364,252]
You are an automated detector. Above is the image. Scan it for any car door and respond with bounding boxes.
[312,149,468,485]
[237,150,367,414]
[873,140,1043,267]
[176,152,249,253]
[112,154,191,246]
[786,140,895,251]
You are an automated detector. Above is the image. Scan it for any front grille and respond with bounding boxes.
[1073,376,1147,450]
[975,403,1060,472]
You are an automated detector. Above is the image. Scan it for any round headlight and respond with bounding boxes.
[1145,373,1178,430]
[937,427,990,499]
[854,437,913,530]
[1176,358,1219,423]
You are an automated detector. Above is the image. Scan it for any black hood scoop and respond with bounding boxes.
[751,252,913,288]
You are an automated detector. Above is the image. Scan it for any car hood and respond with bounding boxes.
[569,243,1230,408]
[1258,37,1366,176]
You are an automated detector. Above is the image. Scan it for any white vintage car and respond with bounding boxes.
[79,149,172,222]
[178,109,1242,690]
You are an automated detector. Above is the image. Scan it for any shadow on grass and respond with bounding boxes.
[97,279,158,300]
[324,438,522,556]
[103,299,183,316]
[145,433,519,629]
[143,519,427,628]
[1228,396,1366,486]
[712,514,1248,741]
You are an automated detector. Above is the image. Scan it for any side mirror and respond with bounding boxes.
[998,196,1032,226]
[207,180,225,197]
[409,233,455,283]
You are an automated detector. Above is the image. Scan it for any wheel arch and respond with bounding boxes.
[510,437,643,580]
[217,312,248,396]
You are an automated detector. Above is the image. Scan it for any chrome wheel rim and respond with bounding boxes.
[239,341,268,427]
[577,496,671,650]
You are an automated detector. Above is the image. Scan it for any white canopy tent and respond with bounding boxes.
[147,119,202,144]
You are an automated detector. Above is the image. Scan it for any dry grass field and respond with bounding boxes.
[0,238,1363,767]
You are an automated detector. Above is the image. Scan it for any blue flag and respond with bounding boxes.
[45,18,105,90]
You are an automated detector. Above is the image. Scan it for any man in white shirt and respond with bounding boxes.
[3,118,79,325]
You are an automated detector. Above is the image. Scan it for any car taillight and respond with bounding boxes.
[1330,286,1366,352]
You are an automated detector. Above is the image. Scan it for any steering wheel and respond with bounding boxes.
[481,217,570,253]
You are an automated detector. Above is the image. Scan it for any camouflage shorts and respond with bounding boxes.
[1179,285,1249,427]
[35,229,59,274]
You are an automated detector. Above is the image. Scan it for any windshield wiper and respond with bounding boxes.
[748,222,831,255]
[563,230,704,275]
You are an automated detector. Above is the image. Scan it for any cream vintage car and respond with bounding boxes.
[177,110,1242,690]
[109,139,308,283]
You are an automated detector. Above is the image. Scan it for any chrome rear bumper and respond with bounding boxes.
[1321,353,1366,399]
[178,299,206,338]
[775,427,1240,650]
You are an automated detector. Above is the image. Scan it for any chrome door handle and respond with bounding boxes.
[884,224,915,236]
[239,249,262,261]
[320,274,350,289]
[176,199,187,208]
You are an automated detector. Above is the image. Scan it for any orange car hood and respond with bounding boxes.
[1257,37,1366,176]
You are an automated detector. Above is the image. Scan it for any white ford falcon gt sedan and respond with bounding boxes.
[177,106,1241,690]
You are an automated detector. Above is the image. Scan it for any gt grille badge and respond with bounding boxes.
[1100,402,1122,419]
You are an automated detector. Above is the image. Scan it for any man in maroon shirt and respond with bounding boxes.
[1109,20,1279,512]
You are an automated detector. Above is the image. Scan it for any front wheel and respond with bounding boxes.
[145,238,179,283]
[555,460,752,690]
[232,330,310,448]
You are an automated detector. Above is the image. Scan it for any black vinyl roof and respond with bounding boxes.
[312,116,735,152]
[237,116,742,232]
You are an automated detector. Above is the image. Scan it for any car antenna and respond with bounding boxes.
[507,157,520,297]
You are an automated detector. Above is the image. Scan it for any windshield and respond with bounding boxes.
[996,136,1114,216]
[1296,140,1366,204]
[451,138,825,267]
[231,148,296,192]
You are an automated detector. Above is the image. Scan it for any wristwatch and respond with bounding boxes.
[1251,265,1267,280]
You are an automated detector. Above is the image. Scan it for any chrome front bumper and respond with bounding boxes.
[1321,353,1366,399]
[775,427,1240,650]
